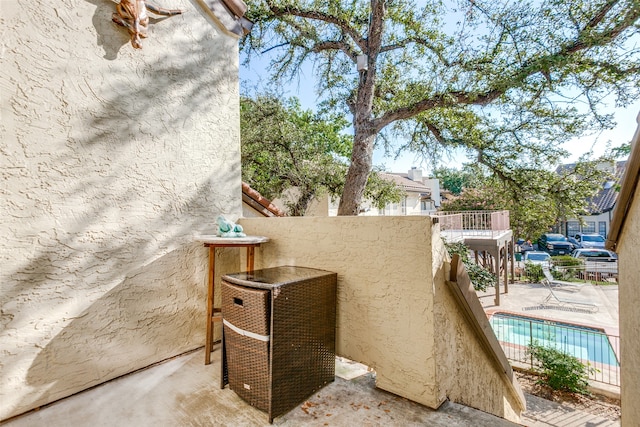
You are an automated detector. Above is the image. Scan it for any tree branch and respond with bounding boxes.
[261,42,290,54]
[374,1,639,132]
[267,3,367,52]
[367,0,387,60]
[312,40,358,62]
[561,0,638,55]
[584,0,619,32]
[374,90,502,130]
[379,37,451,66]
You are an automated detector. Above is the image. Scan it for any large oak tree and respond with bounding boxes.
[243,0,640,215]
[241,95,403,215]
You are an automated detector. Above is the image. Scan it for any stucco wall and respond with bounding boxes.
[616,186,640,427]
[1,0,241,420]
[238,217,523,422]
[432,229,522,421]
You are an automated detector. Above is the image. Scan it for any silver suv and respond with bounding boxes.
[569,233,606,249]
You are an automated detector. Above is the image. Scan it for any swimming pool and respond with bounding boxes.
[489,312,619,367]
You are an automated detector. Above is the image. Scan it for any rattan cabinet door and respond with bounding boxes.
[221,281,270,335]
[221,280,272,412]
[223,325,271,411]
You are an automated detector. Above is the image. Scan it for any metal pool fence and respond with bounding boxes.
[489,313,620,387]
[551,259,618,283]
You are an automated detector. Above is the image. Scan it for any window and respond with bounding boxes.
[599,221,607,237]
[567,221,580,237]
[582,221,596,233]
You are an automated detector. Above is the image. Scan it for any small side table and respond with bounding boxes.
[196,235,269,365]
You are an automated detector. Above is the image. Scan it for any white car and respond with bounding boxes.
[569,233,606,249]
[570,248,617,262]
[523,251,551,265]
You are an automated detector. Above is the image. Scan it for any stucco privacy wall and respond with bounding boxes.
[1,0,240,421]
[431,227,522,421]
[238,217,523,422]
[616,182,640,426]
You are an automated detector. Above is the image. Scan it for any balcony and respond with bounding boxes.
[432,211,514,306]
[432,210,511,241]
[3,216,525,425]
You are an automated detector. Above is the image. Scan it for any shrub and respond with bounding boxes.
[444,241,496,292]
[551,255,583,268]
[550,256,584,281]
[524,261,544,282]
[527,341,595,394]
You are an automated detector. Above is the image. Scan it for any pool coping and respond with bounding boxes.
[485,308,620,337]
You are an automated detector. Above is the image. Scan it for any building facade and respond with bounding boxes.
[557,161,626,239]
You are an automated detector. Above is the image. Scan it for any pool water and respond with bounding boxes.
[489,313,619,367]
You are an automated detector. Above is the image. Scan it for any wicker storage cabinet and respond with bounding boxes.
[220,266,337,423]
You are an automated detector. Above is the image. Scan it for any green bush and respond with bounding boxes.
[444,241,496,292]
[527,341,595,394]
[551,255,583,267]
[524,261,544,282]
[550,256,584,281]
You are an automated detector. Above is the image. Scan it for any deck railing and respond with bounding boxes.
[433,210,511,238]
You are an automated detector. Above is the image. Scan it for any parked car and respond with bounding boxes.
[571,248,618,262]
[523,251,551,265]
[538,233,574,256]
[568,233,606,249]
[516,238,534,252]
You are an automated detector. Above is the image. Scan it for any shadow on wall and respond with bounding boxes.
[84,6,233,146]
[2,0,241,419]
[2,182,228,417]
[24,247,203,405]
[3,0,238,308]
[86,0,130,60]
[3,140,239,418]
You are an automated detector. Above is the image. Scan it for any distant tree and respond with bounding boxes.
[240,95,402,215]
[609,142,631,159]
[243,0,640,215]
[433,165,483,195]
[439,157,613,239]
[363,167,405,210]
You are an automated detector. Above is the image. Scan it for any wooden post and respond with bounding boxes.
[494,248,501,306]
[205,246,216,365]
[509,238,515,284]
[503,244,509,294]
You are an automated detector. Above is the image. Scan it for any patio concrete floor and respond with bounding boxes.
[2,348,520,427]
[2,282,619,427]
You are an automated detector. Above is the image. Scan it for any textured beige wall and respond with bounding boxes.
[431,228,522,421]
[1,0,241,420]
[239,217,439,406]
[239,217,522,422]
[616,187,640,427]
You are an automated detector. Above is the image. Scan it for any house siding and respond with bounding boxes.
[0,0,241,420]
[617,186,640,426]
